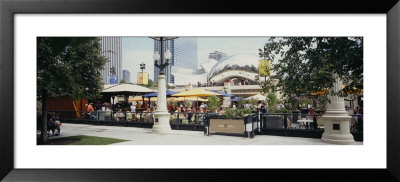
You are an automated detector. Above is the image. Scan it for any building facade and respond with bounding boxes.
[208,51,227,61]
[154,37,198,84]
[122,70,131,83]
[99,37,122,84]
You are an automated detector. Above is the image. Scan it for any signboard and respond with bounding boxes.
[109,75,118,84]
[259,59,271,76]
[137,72,148,85]
[209,119,244,134]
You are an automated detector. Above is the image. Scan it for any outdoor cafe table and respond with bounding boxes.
[297,119,313,129]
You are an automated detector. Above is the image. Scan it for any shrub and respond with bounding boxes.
[223,108,252,118]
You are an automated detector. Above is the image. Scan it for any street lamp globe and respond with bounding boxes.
[165,49,172,60]
[153,51,160,62]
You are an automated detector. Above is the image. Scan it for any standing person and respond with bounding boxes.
[200,102,205,111]
[260,106,268,114]
[85,103,94,119]
[232,103,236,109]
[244,102,250,109]
[130,103,136,113]
[54,115,62,136]
[168,102,173,112]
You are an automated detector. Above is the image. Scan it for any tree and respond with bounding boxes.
[37,37,108,143]
[267,92,279,113]
[207,95,220,112]
[259,37,363,102]
[146,79,157,88]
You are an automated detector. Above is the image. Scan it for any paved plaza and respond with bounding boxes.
[49,123,363,145]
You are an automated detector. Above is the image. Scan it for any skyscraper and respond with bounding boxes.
[208,51,227,61]
[123,70,131,83]
[99,37,122,84]
[154,37,198,84]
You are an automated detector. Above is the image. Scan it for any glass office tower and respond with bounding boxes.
[154,37,198,84]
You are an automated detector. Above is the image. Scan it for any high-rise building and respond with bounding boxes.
[122,70,130,83]
[99,37,122,84]
[154,37,198,84]
[208,51,227,61]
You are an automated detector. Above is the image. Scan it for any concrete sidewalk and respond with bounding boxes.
[51,123,363,145]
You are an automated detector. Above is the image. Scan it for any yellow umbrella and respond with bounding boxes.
[171,88,221,97]
[130,96,157,102]
[168,97,208,102]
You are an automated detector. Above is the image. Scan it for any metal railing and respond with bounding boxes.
[46,110,209,125]
[258,113,363,132]
[45,110,363,133]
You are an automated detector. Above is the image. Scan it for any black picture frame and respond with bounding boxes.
[1,0,399,181]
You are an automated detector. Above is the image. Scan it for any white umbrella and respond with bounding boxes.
[245,94,266,101]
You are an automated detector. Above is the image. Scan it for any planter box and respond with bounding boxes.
[204,114,257,138]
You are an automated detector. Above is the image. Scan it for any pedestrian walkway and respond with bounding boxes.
[52,123,363,145]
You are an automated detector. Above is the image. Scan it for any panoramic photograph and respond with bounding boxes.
[36,36,363,145]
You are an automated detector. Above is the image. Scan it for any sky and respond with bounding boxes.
[122,37,269,83]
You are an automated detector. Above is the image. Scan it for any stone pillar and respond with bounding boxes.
[223,82,231,108]
[152,75,172,133]
[321,74,355,144]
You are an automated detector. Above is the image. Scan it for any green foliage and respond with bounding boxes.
[223,108,253,118]
[248,99,258,110]
[43,135,129,145]
[259,37,363,99]
[299,97,313,107]
[278,107,290,113]
[37,37,108,101]
[237,98,246,109]
[316,95,329,111]
[267,92,279,113]
[166,84,176,89]
[120,79,126,83]
[207,95,220,112]
[146,79,157,88]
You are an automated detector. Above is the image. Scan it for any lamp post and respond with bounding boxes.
[150,37,177,133]
[321,74,355,144]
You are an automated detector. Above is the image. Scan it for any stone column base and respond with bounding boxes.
[152,110,172,133]
[321,115,355,145]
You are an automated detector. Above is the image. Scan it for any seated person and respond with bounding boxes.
[47,116,57,136]
[116,109,125,121]
[218,106,225,115]
[48,115,62,136]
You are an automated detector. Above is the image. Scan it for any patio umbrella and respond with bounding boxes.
[211,90,234,97]
[142,90,178,97]
[230,97,241,102]
[130,96,157,102]
[168,97,208,102]
[245,94,266,101]
[171,88,221,97]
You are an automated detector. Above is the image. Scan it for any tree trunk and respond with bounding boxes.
[41,96,48,144]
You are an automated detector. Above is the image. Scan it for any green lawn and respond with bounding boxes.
[44,135,129,145]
